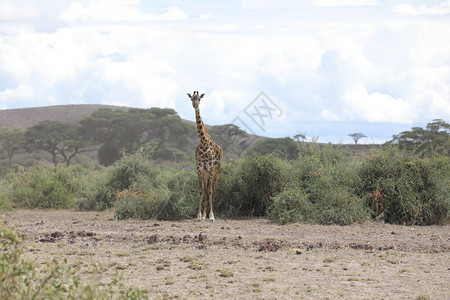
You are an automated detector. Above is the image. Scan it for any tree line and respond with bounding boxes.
[0,109,449,168]
[0,107,253,168]
[0,108,193,167]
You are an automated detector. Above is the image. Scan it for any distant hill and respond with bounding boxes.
[0,104,380,165]
[0,104,129,129]
[0,104,264,162]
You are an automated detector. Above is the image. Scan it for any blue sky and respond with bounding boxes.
[0,0,449,143]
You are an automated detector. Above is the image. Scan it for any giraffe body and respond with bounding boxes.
[187,91,222,221]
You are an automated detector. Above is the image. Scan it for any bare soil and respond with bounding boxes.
[3,210,449,299]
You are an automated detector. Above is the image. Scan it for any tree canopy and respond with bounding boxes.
[390,119,449,156]
[248,137,299,160]
[348,133,367,144]
[0,126,25,166]
[80,108,193,164]
[24,121,93,166]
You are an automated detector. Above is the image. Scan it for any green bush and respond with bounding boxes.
[81,153,163,211]
[114,165,198,221]
[0,219,147,299]
[268,187,369,225]
[315,188,369,225]
[215,153,288,217]
[114,187,161,220]
[0,178,12,210]
[108,153,161,191]
[214,159,243,217]
[267,188,313,224]
[4,165,88,209]
[358,148,449,225]
[163,168,198,219]
[268,145,369,225]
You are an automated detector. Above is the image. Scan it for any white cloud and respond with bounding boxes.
[314,0,380,7]
[59,1,187,22]
[320,109,345,121]
[0,1,38,21]
[0,1,449,141]
[0,85,34,108]
[99,55,178,108]
[394,1,450,16]
[342,86,414,124]
[242,0,380,9]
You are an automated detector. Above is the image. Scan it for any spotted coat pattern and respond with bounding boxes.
[188,91,222,221]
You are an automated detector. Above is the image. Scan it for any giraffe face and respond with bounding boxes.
[187,91,205,108]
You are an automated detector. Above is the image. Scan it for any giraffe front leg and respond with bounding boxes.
[197,191,203,221]
[202,191,207,220]
[208,179,215,222]
[208,167,220,222]
[197,172,206,221]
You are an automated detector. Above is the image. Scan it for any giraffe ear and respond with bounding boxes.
[187,93,192,98]
[200,93,205,99]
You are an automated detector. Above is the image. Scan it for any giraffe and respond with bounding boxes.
[187,91,223,222]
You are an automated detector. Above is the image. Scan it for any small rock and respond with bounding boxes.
[259,243,278,252]
[170,236,181,245]
[182,235,194,243]
[199,232,207,242]
[50,231,64,238]
[147,234,162,244]
[39,237,56,243]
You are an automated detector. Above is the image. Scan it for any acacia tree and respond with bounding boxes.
[0,126,25,166]
[209,124,251,160]
[391,119,449,155]
[25,121,94,166]
[348,133,367,144]
[80,108,192,165]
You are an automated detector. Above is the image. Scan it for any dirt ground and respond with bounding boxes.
[3,210,449,299]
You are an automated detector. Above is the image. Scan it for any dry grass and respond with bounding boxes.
[3,209,449,299]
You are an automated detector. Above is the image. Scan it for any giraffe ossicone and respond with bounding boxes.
[187,91,223,222]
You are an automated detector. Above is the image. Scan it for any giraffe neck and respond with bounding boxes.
[195,106,211,144]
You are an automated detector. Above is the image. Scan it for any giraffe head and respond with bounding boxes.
[187,91,205,108]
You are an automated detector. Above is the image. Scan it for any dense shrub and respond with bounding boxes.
[3,165,92,209]
[215,153,288,217]
[267,145,369,225]
[358,149,449,225]
[113,163,198,221]
[315,188,369,225]
[114,187,161,220]
[108,153,161,191]
[80,153,163,211]
[0,219,146,299]
[268,186,368,225]
[267,188,313,224]
[1,142,447,226]
[0,178,12,210]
